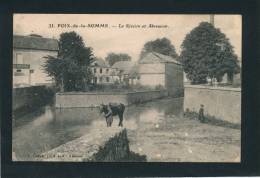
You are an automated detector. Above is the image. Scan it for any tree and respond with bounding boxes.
[105,53,131,66]
[180,22,240,84]
[43,31,94,91]
[139,37,178,60]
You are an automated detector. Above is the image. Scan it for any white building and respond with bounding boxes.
[13,34,58,87]
[90,58,119,84]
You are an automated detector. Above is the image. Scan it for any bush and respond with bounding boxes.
[13,85,56,119]
[86,129,147,162]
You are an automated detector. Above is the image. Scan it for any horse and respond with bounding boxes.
[99,103,125,127]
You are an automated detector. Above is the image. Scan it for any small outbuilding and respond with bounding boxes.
[138,52,184,97]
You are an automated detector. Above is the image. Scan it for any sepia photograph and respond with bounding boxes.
[12,14,241,162]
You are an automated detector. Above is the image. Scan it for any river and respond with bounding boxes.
[13,97,184,160]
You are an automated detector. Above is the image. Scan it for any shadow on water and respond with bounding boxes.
[13,107,47,128]
[12,97,184,160]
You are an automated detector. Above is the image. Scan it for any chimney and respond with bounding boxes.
[209,14,215,26]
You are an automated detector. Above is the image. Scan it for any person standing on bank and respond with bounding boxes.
[198,104,205,123]
[105,104,113,127]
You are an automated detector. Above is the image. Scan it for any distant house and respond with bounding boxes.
[138,52,184,96]
[128,64,140,85]
[13,34,58,87]
[112,61,136,84]
[90,58,119,84]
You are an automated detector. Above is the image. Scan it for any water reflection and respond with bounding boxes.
[13,97,183,160]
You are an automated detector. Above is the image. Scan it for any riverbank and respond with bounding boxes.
[184,111,241,129]
[127,114,240,162]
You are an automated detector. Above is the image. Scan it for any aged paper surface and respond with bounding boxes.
[12,14,241,162]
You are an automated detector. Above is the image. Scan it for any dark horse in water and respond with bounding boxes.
[100,103,125,127]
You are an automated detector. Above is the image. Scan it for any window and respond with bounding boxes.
[106,68,109,73]
[100,68,102,74]
[99,77,102,82]
[16,53,23,64]
[16,69,22,72]
[106,77,109,82]
[94,68,96,73]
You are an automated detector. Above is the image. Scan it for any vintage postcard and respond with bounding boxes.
[12,14,241,162]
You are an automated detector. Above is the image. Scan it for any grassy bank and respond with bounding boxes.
[184,110,241,130]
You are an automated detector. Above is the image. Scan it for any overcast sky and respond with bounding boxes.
[14,14,241,61]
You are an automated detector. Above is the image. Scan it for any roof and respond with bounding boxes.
[13,35,59,51]
[139,52,181,65]
[112,61,135,74]
[90,58,110,68]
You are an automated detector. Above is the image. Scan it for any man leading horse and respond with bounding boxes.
[100,103,125,127]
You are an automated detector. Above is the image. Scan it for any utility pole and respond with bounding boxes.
[209,14,215,26]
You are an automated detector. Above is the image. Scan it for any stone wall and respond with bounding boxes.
[184,85,241,124]
[55,90,168,108]
[126,90,168,104]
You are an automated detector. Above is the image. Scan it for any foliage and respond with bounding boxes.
[105,53,131,66]
[43,31,94,91]
[139,37,178,60]
[179,22,240,84]
[87,129,147,162]
[13,86,55,119]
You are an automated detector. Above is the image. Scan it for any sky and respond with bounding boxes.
[14,14,241,61]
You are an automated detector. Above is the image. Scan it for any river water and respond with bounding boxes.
[13,97,184,160]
